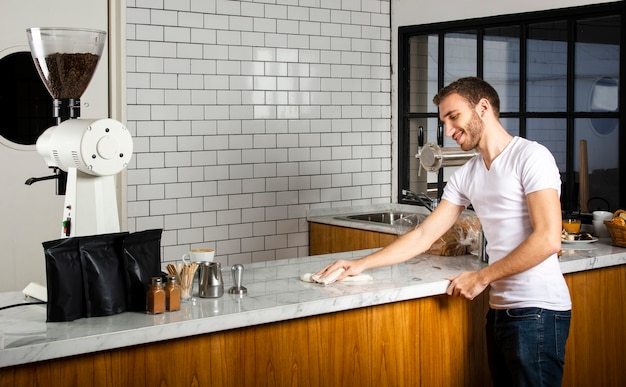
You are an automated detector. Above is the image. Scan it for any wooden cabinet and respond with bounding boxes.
[562,265,626,386]
[309,222,398,255]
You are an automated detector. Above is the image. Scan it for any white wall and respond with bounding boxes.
[125,0,393,266]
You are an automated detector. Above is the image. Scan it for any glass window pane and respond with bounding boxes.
[442,131,457,148]
[500,117,520,137]
[589,114,619,136]
[527,21,568,112]
[408,35,439,114]
[575,16,620,112]
[444,31,477,85]
[526,118,567,173]
[484,26,520,113]
[575,118,619,211]
[526,118,569,209]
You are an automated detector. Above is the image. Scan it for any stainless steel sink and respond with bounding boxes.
[335,211,418,225]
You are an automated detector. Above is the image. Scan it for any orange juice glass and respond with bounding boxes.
[562,219,581,234]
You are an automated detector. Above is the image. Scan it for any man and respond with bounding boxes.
[316,77,572,386]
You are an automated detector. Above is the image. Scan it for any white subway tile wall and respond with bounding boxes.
[126,0,392,266]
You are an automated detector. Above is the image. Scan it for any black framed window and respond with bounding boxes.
[398,2,625,213]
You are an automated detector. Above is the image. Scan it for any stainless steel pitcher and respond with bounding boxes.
[197,261,224,298]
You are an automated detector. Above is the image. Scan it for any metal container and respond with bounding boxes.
[197,261,224,298]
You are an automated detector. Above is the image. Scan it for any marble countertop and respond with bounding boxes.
[1,240,625,368]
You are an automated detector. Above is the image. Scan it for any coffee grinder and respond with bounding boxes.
[25,27,133,237]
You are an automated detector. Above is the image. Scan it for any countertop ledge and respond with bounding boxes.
[1,241,625,368]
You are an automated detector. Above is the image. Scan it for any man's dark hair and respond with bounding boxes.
[433,77,501,117]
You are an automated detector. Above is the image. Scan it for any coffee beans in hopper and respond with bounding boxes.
[35,53,100,99]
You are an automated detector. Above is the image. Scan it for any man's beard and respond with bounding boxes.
[459,111,483,151]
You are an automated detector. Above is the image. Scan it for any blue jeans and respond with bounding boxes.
[486,308,571,387]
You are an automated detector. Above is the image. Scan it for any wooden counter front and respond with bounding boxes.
[2,264,624,387]
[309,222,398,255]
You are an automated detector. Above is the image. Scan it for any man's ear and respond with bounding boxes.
[476,98,490,118]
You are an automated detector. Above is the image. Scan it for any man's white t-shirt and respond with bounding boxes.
[442,136,572,311]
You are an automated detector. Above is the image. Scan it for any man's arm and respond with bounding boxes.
[446,188,562,300]
[316,199,465,281]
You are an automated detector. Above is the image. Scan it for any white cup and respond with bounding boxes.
[593,220,610,238]
[183,248,215,263]
[592,211,613,221]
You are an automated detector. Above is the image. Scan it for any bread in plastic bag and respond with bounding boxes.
[393,210,481,256]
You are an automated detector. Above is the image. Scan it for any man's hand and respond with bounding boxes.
[445,271,489,301]
[315,259,365,282]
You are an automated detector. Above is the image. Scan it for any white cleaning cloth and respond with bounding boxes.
[300,268,373,285]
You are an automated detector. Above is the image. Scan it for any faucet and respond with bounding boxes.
[402,189,438,212]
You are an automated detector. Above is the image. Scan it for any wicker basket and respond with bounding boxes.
[604,209,626,247]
